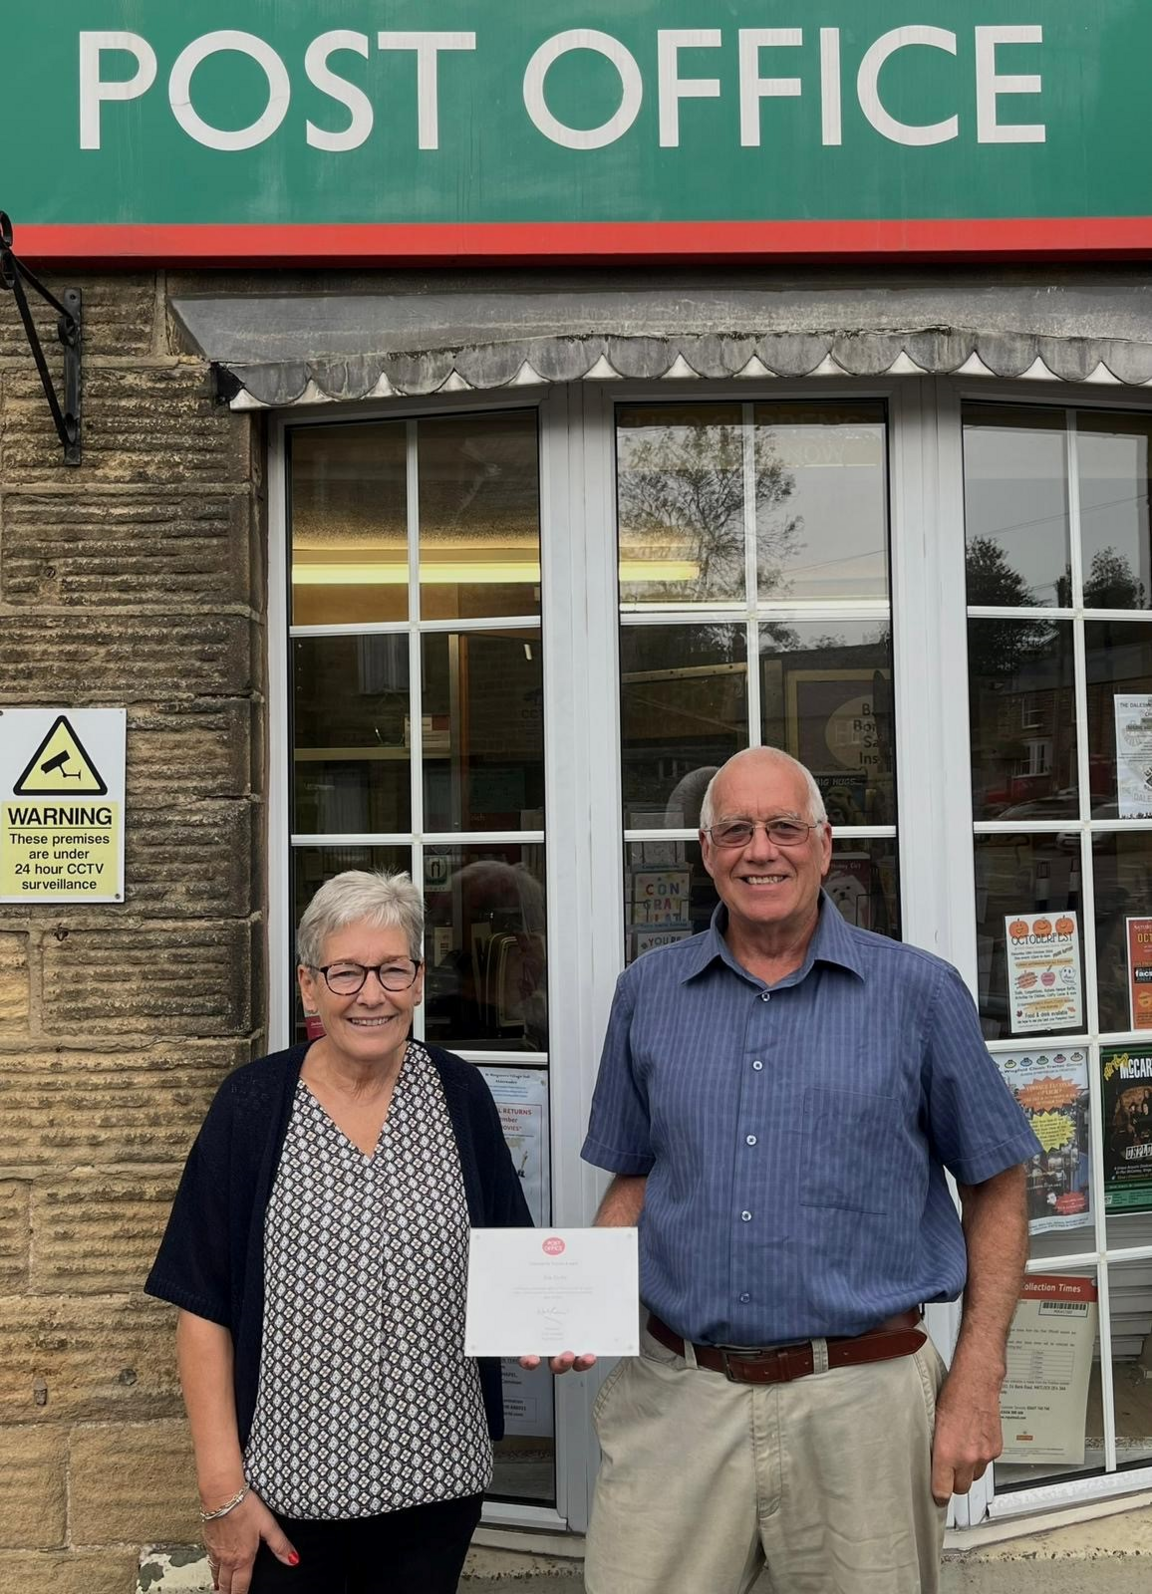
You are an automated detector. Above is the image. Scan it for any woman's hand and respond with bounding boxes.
[518,1352,597,1375]
[204,1490,298,1594]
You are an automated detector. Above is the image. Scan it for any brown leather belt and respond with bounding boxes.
[646,1309,926,1385]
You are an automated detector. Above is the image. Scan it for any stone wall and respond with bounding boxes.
[0,271,264,1593]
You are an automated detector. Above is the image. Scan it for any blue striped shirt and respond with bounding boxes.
[582,896,1041,1346]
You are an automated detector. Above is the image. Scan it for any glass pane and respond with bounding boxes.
[422,844,547,1052]
[964,405,1069,609]
[973,834,1086,1039]
[290,422,408,626]
[422,631,544,833]
[968,618,1078,820]
[1077,412,1152,612]
[616,404,745,604]
[1106,1259,1152,1473]
[1085,620,1152,818]
[761,620,895,826]
[293,637,411,834]
[1095,832,1152,1034]
[623,837,899,965]
[291,845,410,1040]
[418,412,541,622]
[620,625,747,828]
[754,402,888,601]
[995,1268,1099,1490]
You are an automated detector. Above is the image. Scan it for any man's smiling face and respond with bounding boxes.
[700,754,832,944]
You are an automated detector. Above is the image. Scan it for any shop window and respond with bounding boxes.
[287,409,555,1507]
[615,401,898,961]
[963,403,1152,1502]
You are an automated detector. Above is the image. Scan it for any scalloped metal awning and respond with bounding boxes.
[170,271,1152,409]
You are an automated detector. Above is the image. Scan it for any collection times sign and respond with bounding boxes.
[2,3,1150,262]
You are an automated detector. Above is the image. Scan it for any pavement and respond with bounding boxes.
[139,1500,1152,1592]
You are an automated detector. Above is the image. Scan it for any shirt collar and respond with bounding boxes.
[679,891,867,986]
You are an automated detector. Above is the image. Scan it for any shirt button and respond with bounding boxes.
[741,1210,752,1222]
[752,1060,763,1071]
[746,1135,758,1146]
[760,992,771,1002]
[740,1292,751,1304]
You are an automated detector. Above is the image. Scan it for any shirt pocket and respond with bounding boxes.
[799,1086,898,1214]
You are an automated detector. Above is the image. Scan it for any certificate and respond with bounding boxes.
[465,1228,640,1358]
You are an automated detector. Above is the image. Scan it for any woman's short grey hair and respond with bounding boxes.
[297,870,424,967]
[699,748,828,831]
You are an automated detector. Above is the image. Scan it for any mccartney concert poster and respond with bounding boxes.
[1101,1046,1152,1215]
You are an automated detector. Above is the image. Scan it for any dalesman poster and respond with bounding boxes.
[994,1051,1090,1234]
[1101,1047,1152,1214]
[1000,1275,1098,1466]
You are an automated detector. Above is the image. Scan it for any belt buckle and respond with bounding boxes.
[718,1343,778,1383]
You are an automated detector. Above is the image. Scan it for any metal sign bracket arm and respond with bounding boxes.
[0,211,82,466]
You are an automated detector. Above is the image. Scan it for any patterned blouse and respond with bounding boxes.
[244,1040,493,1519]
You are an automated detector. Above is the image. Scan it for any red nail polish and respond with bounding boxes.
[288,1553,300,1566]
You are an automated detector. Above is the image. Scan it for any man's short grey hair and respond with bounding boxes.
[699,748,828,831]
[297,870,424,967]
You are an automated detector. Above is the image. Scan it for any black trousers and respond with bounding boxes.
[249,1493,484,1594]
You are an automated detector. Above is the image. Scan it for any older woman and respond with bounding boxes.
[146,870,532,1594]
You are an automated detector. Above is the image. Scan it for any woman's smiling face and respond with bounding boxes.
[297,919,423,1071]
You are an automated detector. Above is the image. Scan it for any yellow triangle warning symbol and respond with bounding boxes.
[13,716,107,796]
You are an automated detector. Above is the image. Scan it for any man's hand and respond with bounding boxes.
[204,1490,298,1594]
[930,1163,1029,1504]
[518,1352,597,1375]
[930,1368,1003,1504]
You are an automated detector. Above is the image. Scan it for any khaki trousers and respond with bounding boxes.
[585,1321,947,1594]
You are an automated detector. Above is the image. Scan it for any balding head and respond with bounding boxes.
[700,749,827,833]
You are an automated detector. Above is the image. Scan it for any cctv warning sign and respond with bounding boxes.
[0,709,125,902]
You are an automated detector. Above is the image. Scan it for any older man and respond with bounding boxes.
[581,747,1040,1594]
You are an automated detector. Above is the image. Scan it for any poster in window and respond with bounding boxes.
[999,1275,1098,1466]
[480,1065,555,1439]
[1101,1047,1152,1213]
[1127,918,1152,1031]
[1114,695,1152,819]
[784,669,893,826]
[1004,912,1083,1034]
[994,1051,1090,1234]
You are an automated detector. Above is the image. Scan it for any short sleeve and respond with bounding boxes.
[581,970,654,1176]
[922,962,1042,1184]
[144,1083,235,1326]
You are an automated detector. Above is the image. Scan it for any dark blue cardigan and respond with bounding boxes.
[145,1042,532,1445]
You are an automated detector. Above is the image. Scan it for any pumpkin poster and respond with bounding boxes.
[1004,912,1083,1034]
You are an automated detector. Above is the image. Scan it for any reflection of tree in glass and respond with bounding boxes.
[618,421,800,602]
[1083,546,1146,609]
[966,535,1054,679]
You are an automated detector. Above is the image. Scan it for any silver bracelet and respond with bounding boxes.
[199,1484,249,1522]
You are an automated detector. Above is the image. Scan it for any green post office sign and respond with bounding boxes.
[4,1,1152,263]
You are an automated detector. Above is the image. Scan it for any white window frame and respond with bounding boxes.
[267,371,1152,1538]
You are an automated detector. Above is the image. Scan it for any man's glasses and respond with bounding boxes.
[312,959,422,995]
[703,818,823,849]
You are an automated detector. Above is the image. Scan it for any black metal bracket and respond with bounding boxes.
[0,212,82,466]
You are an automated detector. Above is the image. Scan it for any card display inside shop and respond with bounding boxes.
[1004,911,1083,1035]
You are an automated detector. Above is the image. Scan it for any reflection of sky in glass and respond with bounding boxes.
[756,414,888,601]
[963,412,1069,608]
[1078,423,1152,610]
